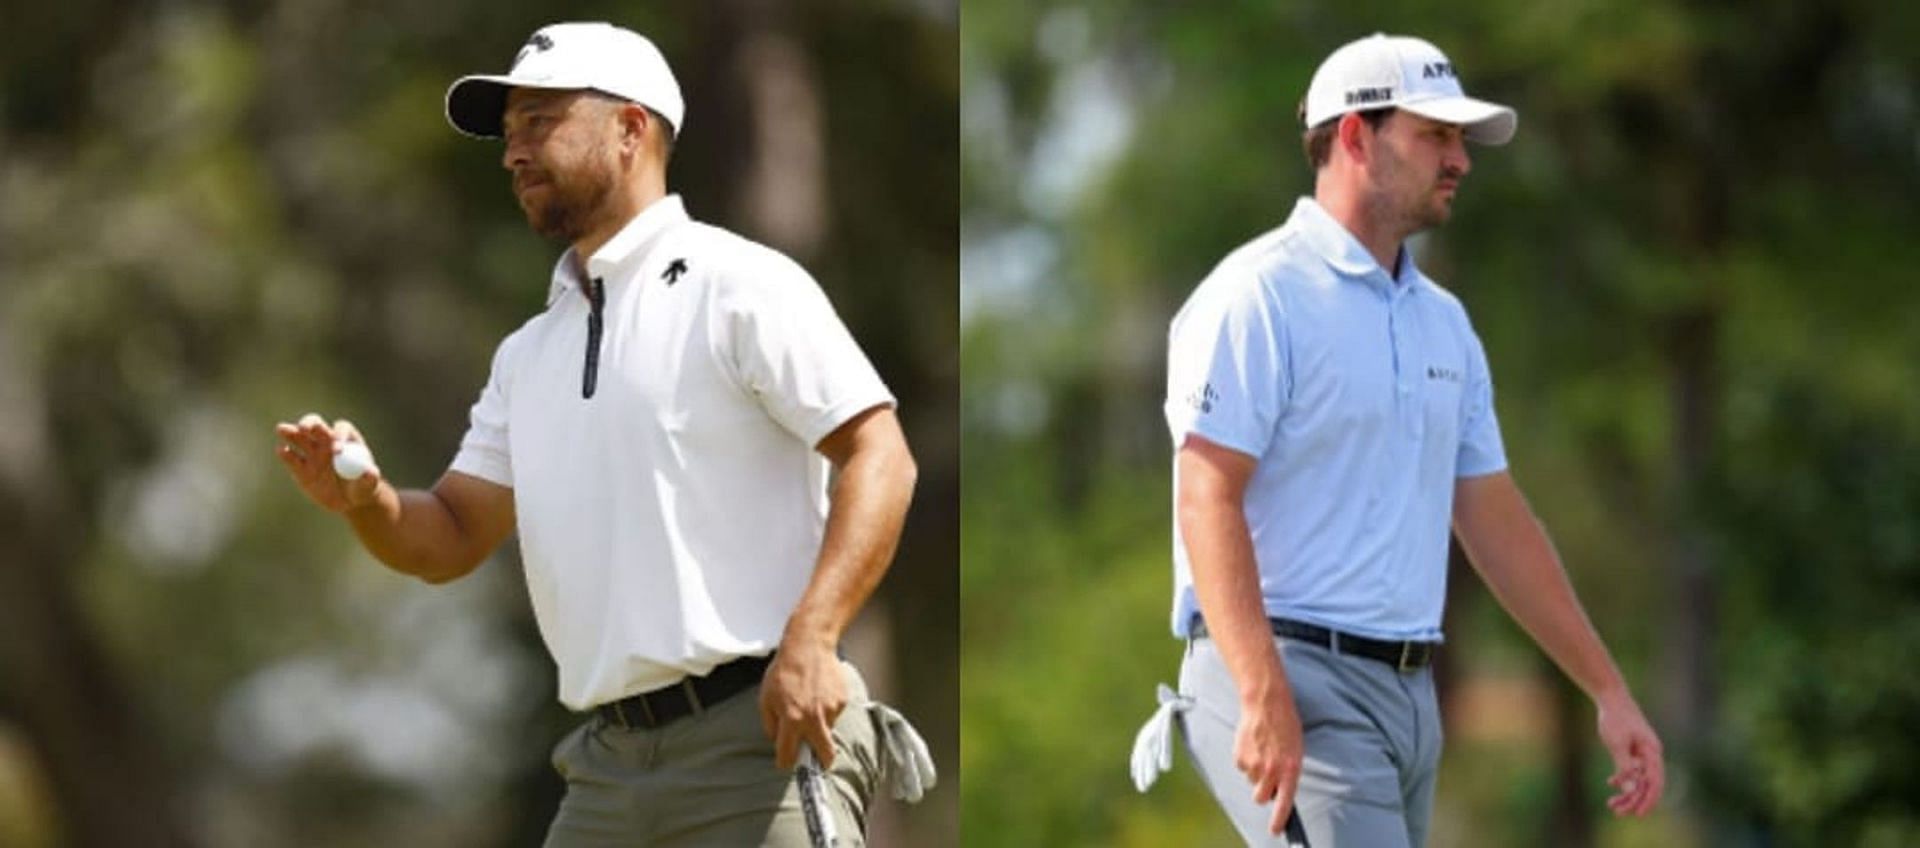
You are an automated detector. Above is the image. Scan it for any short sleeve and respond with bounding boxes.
[1455,327,1508,478]
[1163,271,1288,459]
[449,331,518,487]
[719,251,895,447]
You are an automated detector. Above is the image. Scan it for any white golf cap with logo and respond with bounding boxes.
[1302,33,1516,145]
[446,21,684,139]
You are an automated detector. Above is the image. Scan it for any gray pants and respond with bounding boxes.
[544,662,879,847]
[1178,636,1442,847]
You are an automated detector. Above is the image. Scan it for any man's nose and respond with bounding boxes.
[1448,136,1471,177]
[502,134,529,171]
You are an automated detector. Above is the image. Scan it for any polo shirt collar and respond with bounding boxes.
[1290,197,1420,291]
[548,194,691,306]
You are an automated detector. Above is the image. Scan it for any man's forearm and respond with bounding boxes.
[1456,478,1628,701]
[784,440,916,647]
[1182,494,1291,706]
[344,485,485,584]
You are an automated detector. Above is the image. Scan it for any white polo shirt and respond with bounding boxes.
[1164,197,1507,642]
[451,195,894,711]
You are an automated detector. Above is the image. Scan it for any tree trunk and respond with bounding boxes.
[0,496,195,848]
[1545,661,1595,848]
[1663,304,1722,844]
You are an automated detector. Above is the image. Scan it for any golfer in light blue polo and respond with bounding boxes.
[1129,34,1666,846]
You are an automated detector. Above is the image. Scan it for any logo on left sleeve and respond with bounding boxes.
[1186,383,1220,414]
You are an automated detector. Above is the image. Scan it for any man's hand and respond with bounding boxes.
[1596,691,1665,817]
[758,638,847,770]
[1237,684,1306,835]
[275,413,383,513]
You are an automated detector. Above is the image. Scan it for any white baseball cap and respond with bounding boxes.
[446,22,684,139]
[1301,33,1516,145]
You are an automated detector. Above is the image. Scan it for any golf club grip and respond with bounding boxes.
[1284,807,1310,847]
[796,754,837,848]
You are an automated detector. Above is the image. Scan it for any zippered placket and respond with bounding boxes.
[582,277,605,399]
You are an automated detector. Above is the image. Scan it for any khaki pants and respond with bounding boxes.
[1178,637,1442,847]
[544,662,879,847]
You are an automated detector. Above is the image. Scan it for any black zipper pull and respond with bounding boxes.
[582,277,604,399]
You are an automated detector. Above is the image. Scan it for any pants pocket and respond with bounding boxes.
[550,719,590,781]
[827,699,882,820]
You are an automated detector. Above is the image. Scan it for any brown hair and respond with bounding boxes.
[1299,107,1392,170]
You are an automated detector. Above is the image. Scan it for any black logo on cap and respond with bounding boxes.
[514,33,555,67]
[1345,86,1394,106]
[1421,62,1455,80]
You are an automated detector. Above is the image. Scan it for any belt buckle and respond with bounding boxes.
[1397,641,1417,673]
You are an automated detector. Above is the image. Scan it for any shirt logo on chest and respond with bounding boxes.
[1426,366,1462,384]
[662,258,689,285]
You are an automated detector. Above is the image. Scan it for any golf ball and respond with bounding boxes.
[332,441,375,480]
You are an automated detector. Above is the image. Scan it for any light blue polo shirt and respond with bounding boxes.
[1164,197,1507,642]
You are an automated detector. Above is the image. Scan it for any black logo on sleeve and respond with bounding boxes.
[1186,383,1220,414]
[1345,86,1394,106]
[662,258,688,285]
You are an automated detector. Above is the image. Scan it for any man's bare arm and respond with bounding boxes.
[760,405,916,769]
[1453,470,1665,817]
[1179,434,1301,836]
[344,471,515,583]
[276,414,515,584]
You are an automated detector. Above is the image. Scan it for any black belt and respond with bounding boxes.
[1192,617,1437,674]
[596,654,773,730]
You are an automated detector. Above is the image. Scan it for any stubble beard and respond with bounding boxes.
[1409,189,1452,232]
[519,148,617,243]
[1372,143,1455,236]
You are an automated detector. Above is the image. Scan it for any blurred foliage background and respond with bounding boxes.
[0,1,956,846]
[962,1,1919,846]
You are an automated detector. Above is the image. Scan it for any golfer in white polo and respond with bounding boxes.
[274,22,932,847]
[1131,33,1665,846]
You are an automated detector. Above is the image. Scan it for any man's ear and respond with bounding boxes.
[617,102,650,155]
[1336,111,1372,165]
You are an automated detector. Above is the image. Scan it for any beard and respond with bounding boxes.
[1407,184,1453,231]
[1371,144,1459,234]
[515,148,616,242]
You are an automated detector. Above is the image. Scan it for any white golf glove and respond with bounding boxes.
[1129,683,1193,792]
[868,702,937,803]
